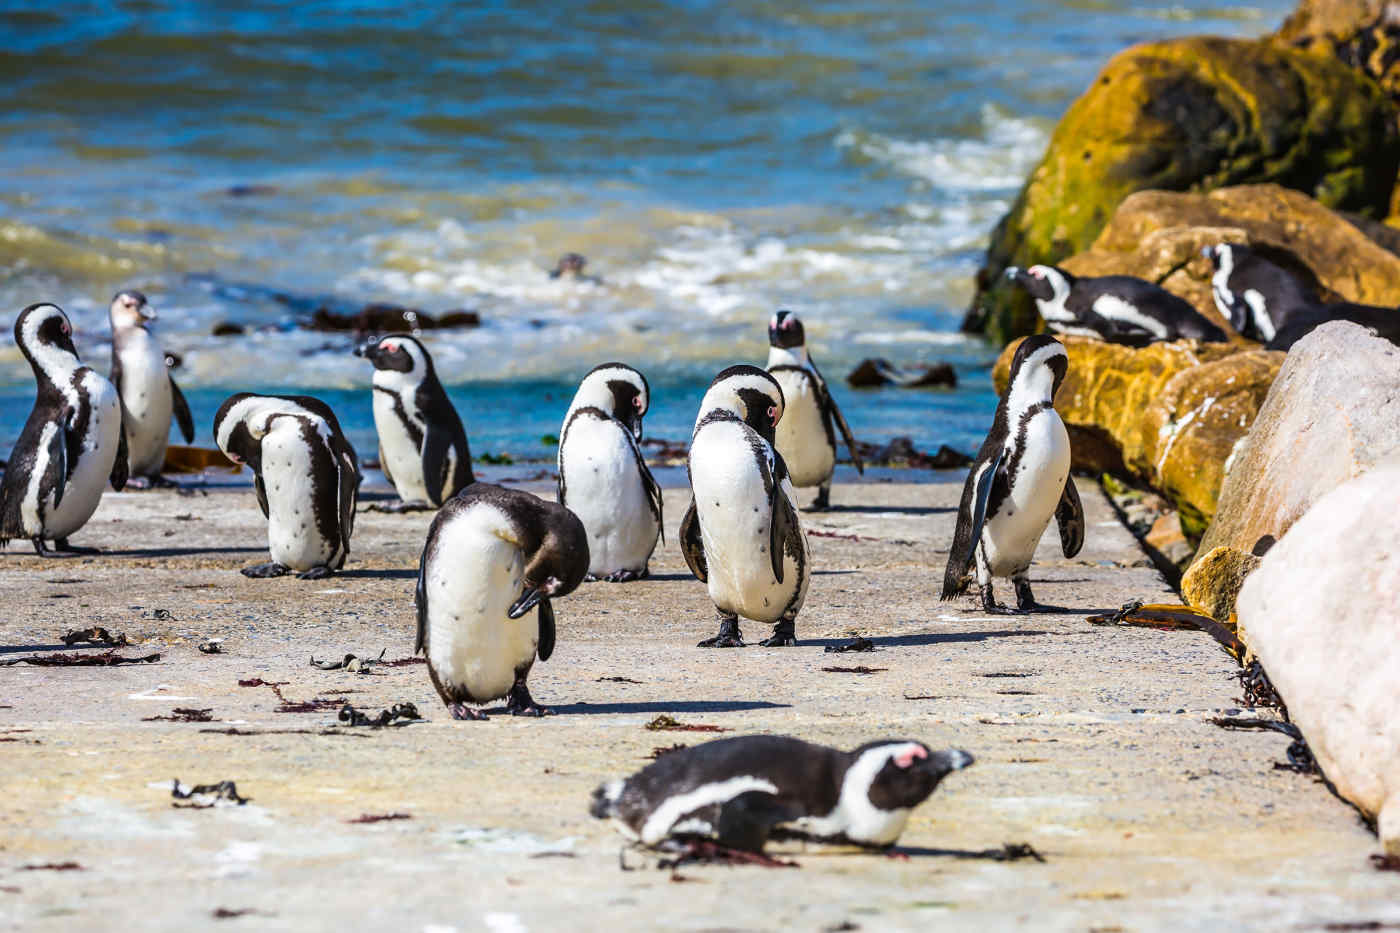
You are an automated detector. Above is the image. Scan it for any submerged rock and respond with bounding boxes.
[1236,456,1400,853]
[307,304,481,333]
[854,437,971,469]
[846,359,957,389]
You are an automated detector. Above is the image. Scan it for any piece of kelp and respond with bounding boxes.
[644,715,728,733]
[1087,600,1243,661]
[338,702,421,727]
[0,651,159,667]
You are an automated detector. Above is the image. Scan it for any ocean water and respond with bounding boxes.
[0,1,1290,462]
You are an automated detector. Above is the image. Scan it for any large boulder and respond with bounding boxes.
[994,337,1282,537]
[1195,321,1400,558]
[968,35,1400,345]
[1057,184,1400,334]
[1236,456,1400,852]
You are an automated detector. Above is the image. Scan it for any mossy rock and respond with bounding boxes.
[969,35,1400,345]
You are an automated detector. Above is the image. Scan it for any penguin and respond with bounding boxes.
[415,483,589,719]
[557,362,662,582]
[212,392,360,579]
[108,290,195,486]
[1203,242,1400,350]
[764,310,863,510]
[941,334,1084,613]
[680,365,809,648]
[590,735,974,853]
[354,334,473,511]
[1006,264,1228,345]
[549,252,602,284]
[0,303,129,555]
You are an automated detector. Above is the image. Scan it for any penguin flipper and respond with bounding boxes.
[714,791,801,853]
[768,455,798,585]
[679,499,707,583]
[377,443,394,489]
[253,473,271,519]
[169,375,195,444]
[536,597,556,662]
[629,432,665,545]
[413,533,430,655]
[110,424,129,492]
[420,425,450,508]
[812,360,863,474]
[941,447,1002,600]
[46,416,70,511]
[1056,476,1085,558]
[336,443,357,559]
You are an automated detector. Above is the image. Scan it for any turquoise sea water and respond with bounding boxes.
[0,1,1291,461]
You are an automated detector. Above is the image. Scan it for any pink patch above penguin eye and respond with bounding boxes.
[1030,268,1044,279]
[383,340,399,352]
[893,746,928,769]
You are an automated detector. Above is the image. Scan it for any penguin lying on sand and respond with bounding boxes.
[1006,265,1227,345]
[681,366,809,648]
[108,290,194,487]
[1203,242,1400,350]
[1,303,128,555]
[765,310,863,510]
[941,335,1083,613]
[591,735,974,853]
[558,363,662,582]
[415,483,589,719]
[355,334,473,511]
[213,393,360,579]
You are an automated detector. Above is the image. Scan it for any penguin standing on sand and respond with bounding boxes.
[213,393,360,579]
[941,335,1084,612]
[557,363,662,582]
[1,303,128,555]
[765,310,863,510]
[108,290,194,486]
[1006,265,1227,345]
[415,483,589,719]
[591,735,974,853]
[354,334,472,511]
[681,365,809,648]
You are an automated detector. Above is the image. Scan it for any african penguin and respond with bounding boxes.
[415,483,589,719]
[108,290,194,486]
[354,334,473,511]
[941,335,1084,613]
[213,393,360,579]
[557,362,662,582]
[1006,264,1227,345]
[1203,242,1400,350]
[680,365,809,648]
[590,735,974,853]
[0,303,128,556]
[765,310,863,510]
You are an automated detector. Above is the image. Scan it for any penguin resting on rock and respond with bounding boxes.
[1,303,128,555]
[355,334,473,511]
[108,290,194,486]
[590,735,974,854]
[681,365,809,648]
[941,335,1083,613]
[1006,265,1227,345]
[213,393,360,579]
[415,483,589,719]
[557,362,662,582]
[765,310,863,510]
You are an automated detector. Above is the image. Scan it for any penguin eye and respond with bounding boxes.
[61,322,71,336]
[632,395,643,410]
[767,405,778,422]
[1029,268,1044,279]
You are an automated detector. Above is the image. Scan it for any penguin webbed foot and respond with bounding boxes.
[241,561,291,579]
[296,565,334,580]
[364,499,434,514]
[1013,578,1063,613]
[448,703,489,721]
[807,487,831,511]
[978,583,1024,615]
[758,620,797,648]
[505,681,552,718]
[600,567,647,583]
[697,615,745,648]
[53,539,99,555]
[124,475,154,491]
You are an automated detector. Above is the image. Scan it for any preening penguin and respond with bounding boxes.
[590,735,973,853]
[941,335,1083,613]
[415,483,589,719]
[765,310,863,510]
[354,334,473,510]
[213,393,360,579]
[108,290,194,486]
[557,362,662,582]
[681,365,809,648]
[1007,264,1227,345]
[1,303,128,555]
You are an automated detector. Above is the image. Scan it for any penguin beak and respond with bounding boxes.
[922,749,975,775]
[353,341,377,361]
[139,304,157,321]
[1004,267,1021,280]
[508,587,543,619]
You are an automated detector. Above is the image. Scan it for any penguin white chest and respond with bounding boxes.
[770,370,834,488]
[43,372,123,540]
[981,410,1070,576]
[372,387,432,502]
[260,422,336,571]
[560,416,658,575]
[116,330,174,476]
[424,509,540,703]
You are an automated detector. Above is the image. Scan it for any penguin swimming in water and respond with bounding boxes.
[213,392,360,579]
[415,483,589,719]
[108,290,194,486]
[1203,242,1400,350]
[941,335,1084,613]
[1,303,129,555]
[1006,265,1227,345]
[681,365,809,648]
[557,363,662,582]
[765,310,863,510]
[354,334,473,511]
[590,735,974,853]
